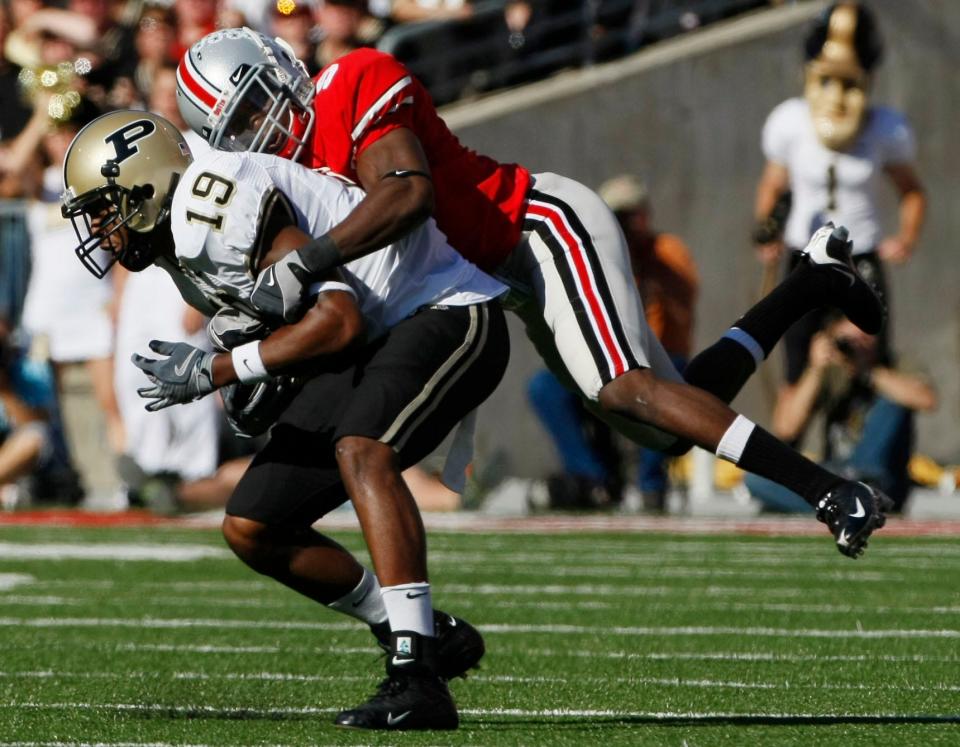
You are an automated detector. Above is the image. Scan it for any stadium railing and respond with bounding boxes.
[377,0,770,105]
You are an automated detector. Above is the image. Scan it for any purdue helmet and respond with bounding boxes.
[61,110,193,278]
[176,27,314,160]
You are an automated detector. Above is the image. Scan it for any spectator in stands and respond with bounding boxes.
[0,317,80,510]
[19,95,125,500]
[172,0,219,60]
[753,2,925,390]
[528,175,698,513]
[391,0,472,24]
[312,0,377,70]
[132,2,178,102]
[0,2,33,142]
[745,312,936,514]
[108,71,249,514]
[269,0,320,75]
[221,0,271,33]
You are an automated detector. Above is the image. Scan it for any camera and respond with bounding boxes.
[834,337,855,358]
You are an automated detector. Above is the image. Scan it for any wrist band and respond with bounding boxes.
[299,233,342,274]
[231,340,270,384]
[307,280,357,300]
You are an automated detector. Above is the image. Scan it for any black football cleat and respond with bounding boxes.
[372,609,485,680]
[336,631,459,731]
[801,223,886,334]
[816,480,893,558]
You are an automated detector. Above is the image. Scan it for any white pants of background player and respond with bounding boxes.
[114,265,218,480]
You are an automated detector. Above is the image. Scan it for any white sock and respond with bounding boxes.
[380,582,434,637]
[326,567,388,625]
[716,414,756,464]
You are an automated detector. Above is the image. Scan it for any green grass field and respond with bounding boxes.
[1,521,959,746]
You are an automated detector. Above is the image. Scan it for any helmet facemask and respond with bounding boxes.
[62,162,177,278]
[211,63,314,160]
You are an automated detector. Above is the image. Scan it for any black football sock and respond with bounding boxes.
[684,262,828,404]
[717,416,842,506]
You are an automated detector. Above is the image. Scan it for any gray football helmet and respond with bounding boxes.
[61,110,193,278]
[176,27,314,160]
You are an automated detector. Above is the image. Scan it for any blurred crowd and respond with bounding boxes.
[0,0,937,518]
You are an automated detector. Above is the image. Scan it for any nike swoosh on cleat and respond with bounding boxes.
[850,498,866,518]
[387,711,411,726]
[391,656,414,666]
[838,529,851,547]
[265,271,277,287]
[405,591,428,599]
[173,350,197,377]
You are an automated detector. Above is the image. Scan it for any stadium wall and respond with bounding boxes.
[442,0,960,475]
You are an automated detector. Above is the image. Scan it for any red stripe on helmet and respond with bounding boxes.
[177,54,217,108]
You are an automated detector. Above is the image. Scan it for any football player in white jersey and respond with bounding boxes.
[754,2,926,384]
[61,110,509,731]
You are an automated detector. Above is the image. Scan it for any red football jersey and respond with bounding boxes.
[305,48,531,271]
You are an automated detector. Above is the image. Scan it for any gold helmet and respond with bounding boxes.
[803,3,883,150]
[61,110,193,278]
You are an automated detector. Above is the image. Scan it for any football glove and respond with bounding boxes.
[249,251,314,324]
[207,307,269,352]
[221,375,302,438]
[132,340,216,411]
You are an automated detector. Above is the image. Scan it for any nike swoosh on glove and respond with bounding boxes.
[132,340,216,411]
[249,252,314,324]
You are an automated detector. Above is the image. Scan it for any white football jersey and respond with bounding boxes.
[762,97,916,253]
[168,150,507,339]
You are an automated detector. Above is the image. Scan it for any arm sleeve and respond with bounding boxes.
[877,109,917,165]
[346,53,419,158]
[761,100,795,165]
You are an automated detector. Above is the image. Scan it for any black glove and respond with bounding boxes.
[132,340,216,412]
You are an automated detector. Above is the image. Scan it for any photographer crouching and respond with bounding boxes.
[745,312,937,514]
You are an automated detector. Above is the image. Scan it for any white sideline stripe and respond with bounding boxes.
[3,615,959,639]
[1,702,951,721]
[523,648,960,664]
[0,617,357,631]
[429,549,960,570]
[8,670,960,693]
[56,641,960,664]
[0,596,76,606]
[482,624,960,639]
[0,543,229,562]
[9,582,809,600]
[0,573,34,590]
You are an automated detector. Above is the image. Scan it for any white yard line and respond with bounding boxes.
[0,543,229,562]
[2,614,958,639]
[1,702,956,722]
[8,669,960,692]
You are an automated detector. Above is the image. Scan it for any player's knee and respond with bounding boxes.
[335,435,393,480]
[221,515,276,574]
[597,368,659,417]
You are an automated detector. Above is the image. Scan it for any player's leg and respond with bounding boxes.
[334,301,508,730]
[514,175,889,555]
[682,225,884,405]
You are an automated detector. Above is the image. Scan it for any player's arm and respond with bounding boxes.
[752,160,790,267]
[250,128,433,323]
[327,127,434,259]
[132,227,365,411]
[879,162,926,264]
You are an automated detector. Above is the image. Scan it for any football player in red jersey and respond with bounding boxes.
[177,29,893,577]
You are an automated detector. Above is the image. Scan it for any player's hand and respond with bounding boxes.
[132,340,216,411]
[250,251,313,324]
[755,240,784,267]
[877,235,913,264]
